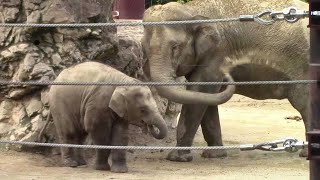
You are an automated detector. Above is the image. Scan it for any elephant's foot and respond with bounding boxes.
[201,149,227,159]
[94,163,111,171]
[166,150,193,162]
[62,158,79,168]
[299,148,308,157]
[76,157,87,166]
[111,163,128,173]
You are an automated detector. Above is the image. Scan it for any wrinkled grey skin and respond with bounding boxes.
[46,62,167,172]
[141,0,309,162]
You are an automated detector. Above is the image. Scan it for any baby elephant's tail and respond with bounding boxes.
[37,110,51,142]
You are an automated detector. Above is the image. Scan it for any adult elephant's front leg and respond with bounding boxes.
[201,105,227,158]
[167,103,207,162]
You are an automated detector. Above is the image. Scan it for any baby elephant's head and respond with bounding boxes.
[109,86,168,139]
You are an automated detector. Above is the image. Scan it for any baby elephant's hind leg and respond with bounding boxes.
[91,133,111,170]
[85,109,112,170]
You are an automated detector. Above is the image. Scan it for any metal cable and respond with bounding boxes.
[1,138,309,152]
[0,80,317,86]
[0,140,241,150]
[0,7,310,28]
[0,18,240,28]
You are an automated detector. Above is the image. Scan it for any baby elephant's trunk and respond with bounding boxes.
[148,115,168,139]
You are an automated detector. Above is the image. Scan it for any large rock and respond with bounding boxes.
[0,0,119,149]
[0,100,14,121]
[0,1,181,153]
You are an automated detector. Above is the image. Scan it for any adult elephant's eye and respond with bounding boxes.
[172,44,181,58]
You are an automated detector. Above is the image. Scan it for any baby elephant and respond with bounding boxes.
[46,61,168,173]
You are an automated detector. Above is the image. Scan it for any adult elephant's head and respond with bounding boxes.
[141,2,235,105]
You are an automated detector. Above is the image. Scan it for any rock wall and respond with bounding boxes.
[0,0,136,150]
[0,1,181,151]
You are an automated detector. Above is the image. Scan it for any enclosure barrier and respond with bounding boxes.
[0,137,310,152]
[0,4,319,179]
[0,6,309,27]
[308,0,320,179]
[0,80,317,86]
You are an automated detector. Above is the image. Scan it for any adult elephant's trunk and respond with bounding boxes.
[149,54,236,105]
[148,114,168,139]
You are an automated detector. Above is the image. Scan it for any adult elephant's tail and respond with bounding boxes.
[37,110,52,143]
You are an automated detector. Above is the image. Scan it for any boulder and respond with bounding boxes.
[0,1,181,154]
[0,0,118,149]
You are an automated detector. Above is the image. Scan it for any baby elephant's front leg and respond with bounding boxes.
[111,121,129,173]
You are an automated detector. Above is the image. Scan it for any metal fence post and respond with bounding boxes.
[309,1,320,179]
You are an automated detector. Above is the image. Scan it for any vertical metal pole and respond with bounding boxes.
[309,0,320,179]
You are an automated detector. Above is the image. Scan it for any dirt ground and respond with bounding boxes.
[0,95,309,180]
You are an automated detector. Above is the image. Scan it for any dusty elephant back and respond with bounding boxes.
[144,0,308,21]
[54,61,134,83]
[143,0,309,49]
[186,0,309,46]
[49,61,136,114]
[185,0,309,41]
[185,0,307,18]
[143,0,309,80]
[187,0,309,79]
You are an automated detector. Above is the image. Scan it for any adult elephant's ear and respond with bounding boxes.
[191,15,210,33]
[190,15,222,59]
[109,86,128,118]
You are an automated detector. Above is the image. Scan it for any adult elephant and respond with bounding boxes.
[141,0,309,162]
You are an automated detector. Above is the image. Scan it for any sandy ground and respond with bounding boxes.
[0,95,310,180]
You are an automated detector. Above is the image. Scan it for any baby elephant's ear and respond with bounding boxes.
[109,86,127,118]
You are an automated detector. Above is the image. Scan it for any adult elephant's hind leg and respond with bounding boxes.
[73,134,87,166]
[288,84,310,157]
[54,117,79,167]
[58,134,80,167]
[167,104,207,162]
[201,105,227,158]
